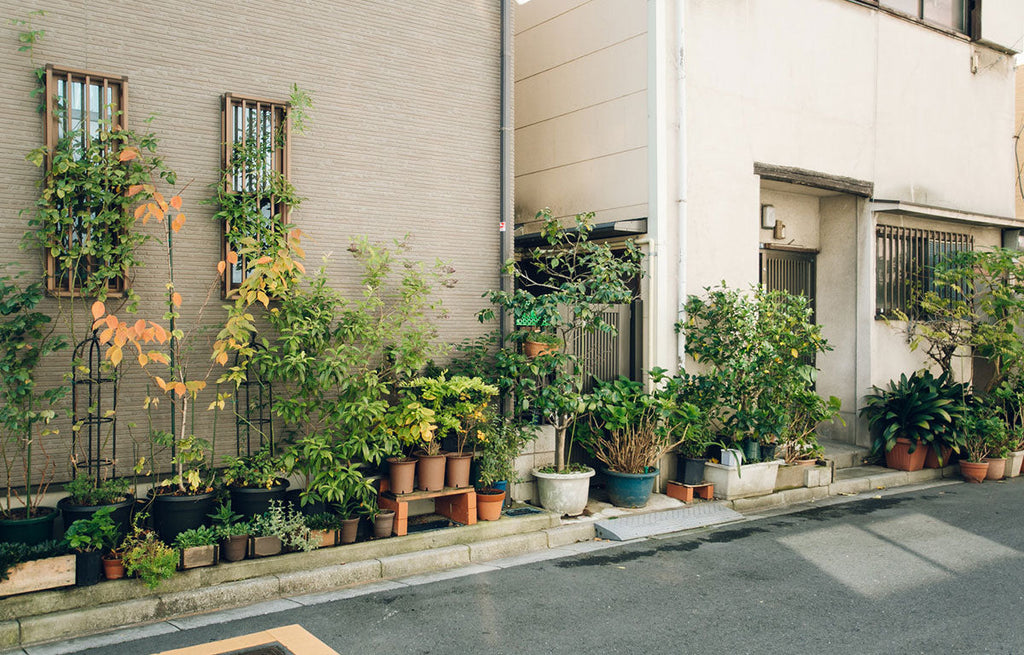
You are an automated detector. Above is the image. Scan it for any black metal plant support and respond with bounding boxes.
[234,345,273,456]
[71,329,118,484]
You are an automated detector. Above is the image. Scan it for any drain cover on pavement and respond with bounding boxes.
[593,502,743,541]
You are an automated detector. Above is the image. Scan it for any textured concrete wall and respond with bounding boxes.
[0,1,502,487]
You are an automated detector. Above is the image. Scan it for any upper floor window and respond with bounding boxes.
[876,224,972,319]
[879,0,969,34]
[43,65,129,297]
[219,94,291,293]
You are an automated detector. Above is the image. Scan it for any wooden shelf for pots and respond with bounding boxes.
[379,480,477,536]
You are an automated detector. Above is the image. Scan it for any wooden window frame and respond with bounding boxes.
[43,65,130,298]
[220,93,291,294]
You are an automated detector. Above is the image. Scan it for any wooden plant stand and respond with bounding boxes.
[666,480,714,503]
[378,481,477,537]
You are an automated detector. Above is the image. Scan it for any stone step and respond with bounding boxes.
[820,439,871,469]
[593,502,744,541]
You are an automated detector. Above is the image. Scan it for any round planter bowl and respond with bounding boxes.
[151,491,216,543]
[0,507,57,546]
[605,468,659,508]
[532,467,594,517]
[387,457,417,495]
[983,457,1006,480]
[373,511,395,539]
[445,452,473,489]
[220,534,248,562]
[416,454,447,492]
[228,479,290,520]
[58,494,134,541]
[102,556,125,580]
[339,517,360,544]
[959,460,989,484]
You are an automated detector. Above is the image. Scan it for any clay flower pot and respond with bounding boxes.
[220,534,248,562]
[373,510,395,539]
[445,452,473,489]
[339,517,359,544]
[102,555,125,580]
[960,460,989,483]
[924,444,953,469]
[387,457,417,495]
[523,340,559,358]
[476,488,506,521]
[416,453,446,491]
[884,438,927,472]
[983,457,1006,480]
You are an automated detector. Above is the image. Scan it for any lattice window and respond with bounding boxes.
[875,224,972,319]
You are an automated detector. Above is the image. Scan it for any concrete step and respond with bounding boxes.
[594,502,743,541]
[820,439,871,469]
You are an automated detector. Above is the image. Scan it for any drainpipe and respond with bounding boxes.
[674,0,688,371]
[500,0,514,348]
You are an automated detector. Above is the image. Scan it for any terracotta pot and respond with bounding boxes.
[387,457,417,495]
[924,444,953,469]
[311,529,337,548]
[373,510,395,539]
[101,555,124,580]
[983,457,1006,480]
[523,340,559,358]
[476,488,506,521]
[960,460,989,483]
[339,517,359,544]
[445,452,473,489]
[416,453,446,491]
[884,438,927,472]
[220,534,248,562]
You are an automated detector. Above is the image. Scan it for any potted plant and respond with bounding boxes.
[62,505,119,586]
[476,419,533,509]
[102,547,125,581]
[208,502,249,563]
[248,500,320,557]
[579,373,694,507]
[0,270,68,545]
[303,513,340,548]
[173,526,219,570]
[335,498,362,544]
[120,515,177,589]
[0,539,74,597]
[959,401,1001,483]
[480,210,643,516]
[389,392,443,491]
[362,500,395,539]
[521,330,562,358]
[404,373,497,489]
[221,444,289,519]
[280,434,378,516]
[57,471,133,543]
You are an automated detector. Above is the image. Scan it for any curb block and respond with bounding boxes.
[379,545,470,578]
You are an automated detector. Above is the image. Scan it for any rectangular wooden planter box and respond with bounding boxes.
[0,555,76,597]
[248,535,283,558]
[310,529,337,548]
[178,544,219,570]
[704,459,782,500]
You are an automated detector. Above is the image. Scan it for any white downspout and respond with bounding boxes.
[675,0,688,371]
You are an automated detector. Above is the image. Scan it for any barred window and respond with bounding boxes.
[220,94,290,293]
[877,0,969,33]
[875,224,972,319]
[43,65,128,296]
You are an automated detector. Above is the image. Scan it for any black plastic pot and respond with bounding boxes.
[75,550,102,586]
[58,494,134,542]
[760,443,778,461]
[0,507,57,545]
[741,438,761,463]
[229,479,290,520]
[680,456,706,486]
[151,491,216,543]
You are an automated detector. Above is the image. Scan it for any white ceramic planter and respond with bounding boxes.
[703,459,782,500]
[1005,450,1024,478]
[532,467,594,516]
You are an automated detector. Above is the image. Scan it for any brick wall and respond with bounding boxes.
[0,1,502,488]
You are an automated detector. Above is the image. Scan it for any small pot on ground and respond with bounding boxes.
[924,444,953,469]
[445,452,473,489]
[310,529,337,549]
[679,455,706,486]
[102,554,124,580]
[476,488,506,521]
[960,460,989,483]
[1006,450,1024,478]
[373,510,395,538]
[220,534,248,562]
[416,453,446,492]
[884,438,927,472]
[248,535,282,558]
[178,544,218,570]
[339,517,359,544]
[75,551,102,587]
[533,467,594,517]
[983,457,1006,480]
[386,457,417,495]
[741,438,760,464]
[604,468,659,508]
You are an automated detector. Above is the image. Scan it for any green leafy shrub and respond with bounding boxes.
[172,526,219,549]
[249,501,319,552]
[208,502,249,539]
[221,444,285,489]
[121,517,177,589]
[862,370,966,456]
[63,506,119,553]
[63,473,130,506]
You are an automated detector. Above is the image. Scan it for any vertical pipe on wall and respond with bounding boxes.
[500,0,514,349]
[674,0,688,371]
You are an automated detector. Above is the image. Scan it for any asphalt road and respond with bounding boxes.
[61,478,1024,655]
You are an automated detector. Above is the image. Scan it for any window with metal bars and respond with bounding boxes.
[875,0,969,34]
[43,65,128,296]
[875,224,972,319]
[220,94,290,292]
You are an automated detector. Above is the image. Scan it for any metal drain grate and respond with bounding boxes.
[503,506,544,517]
[594,503,743,541]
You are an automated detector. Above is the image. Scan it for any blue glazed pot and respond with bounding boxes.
[490,480,509,509]
[605,468,659,508]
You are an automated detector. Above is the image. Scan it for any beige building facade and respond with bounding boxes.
[516,0,1024,446]
[0,1,508,484]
